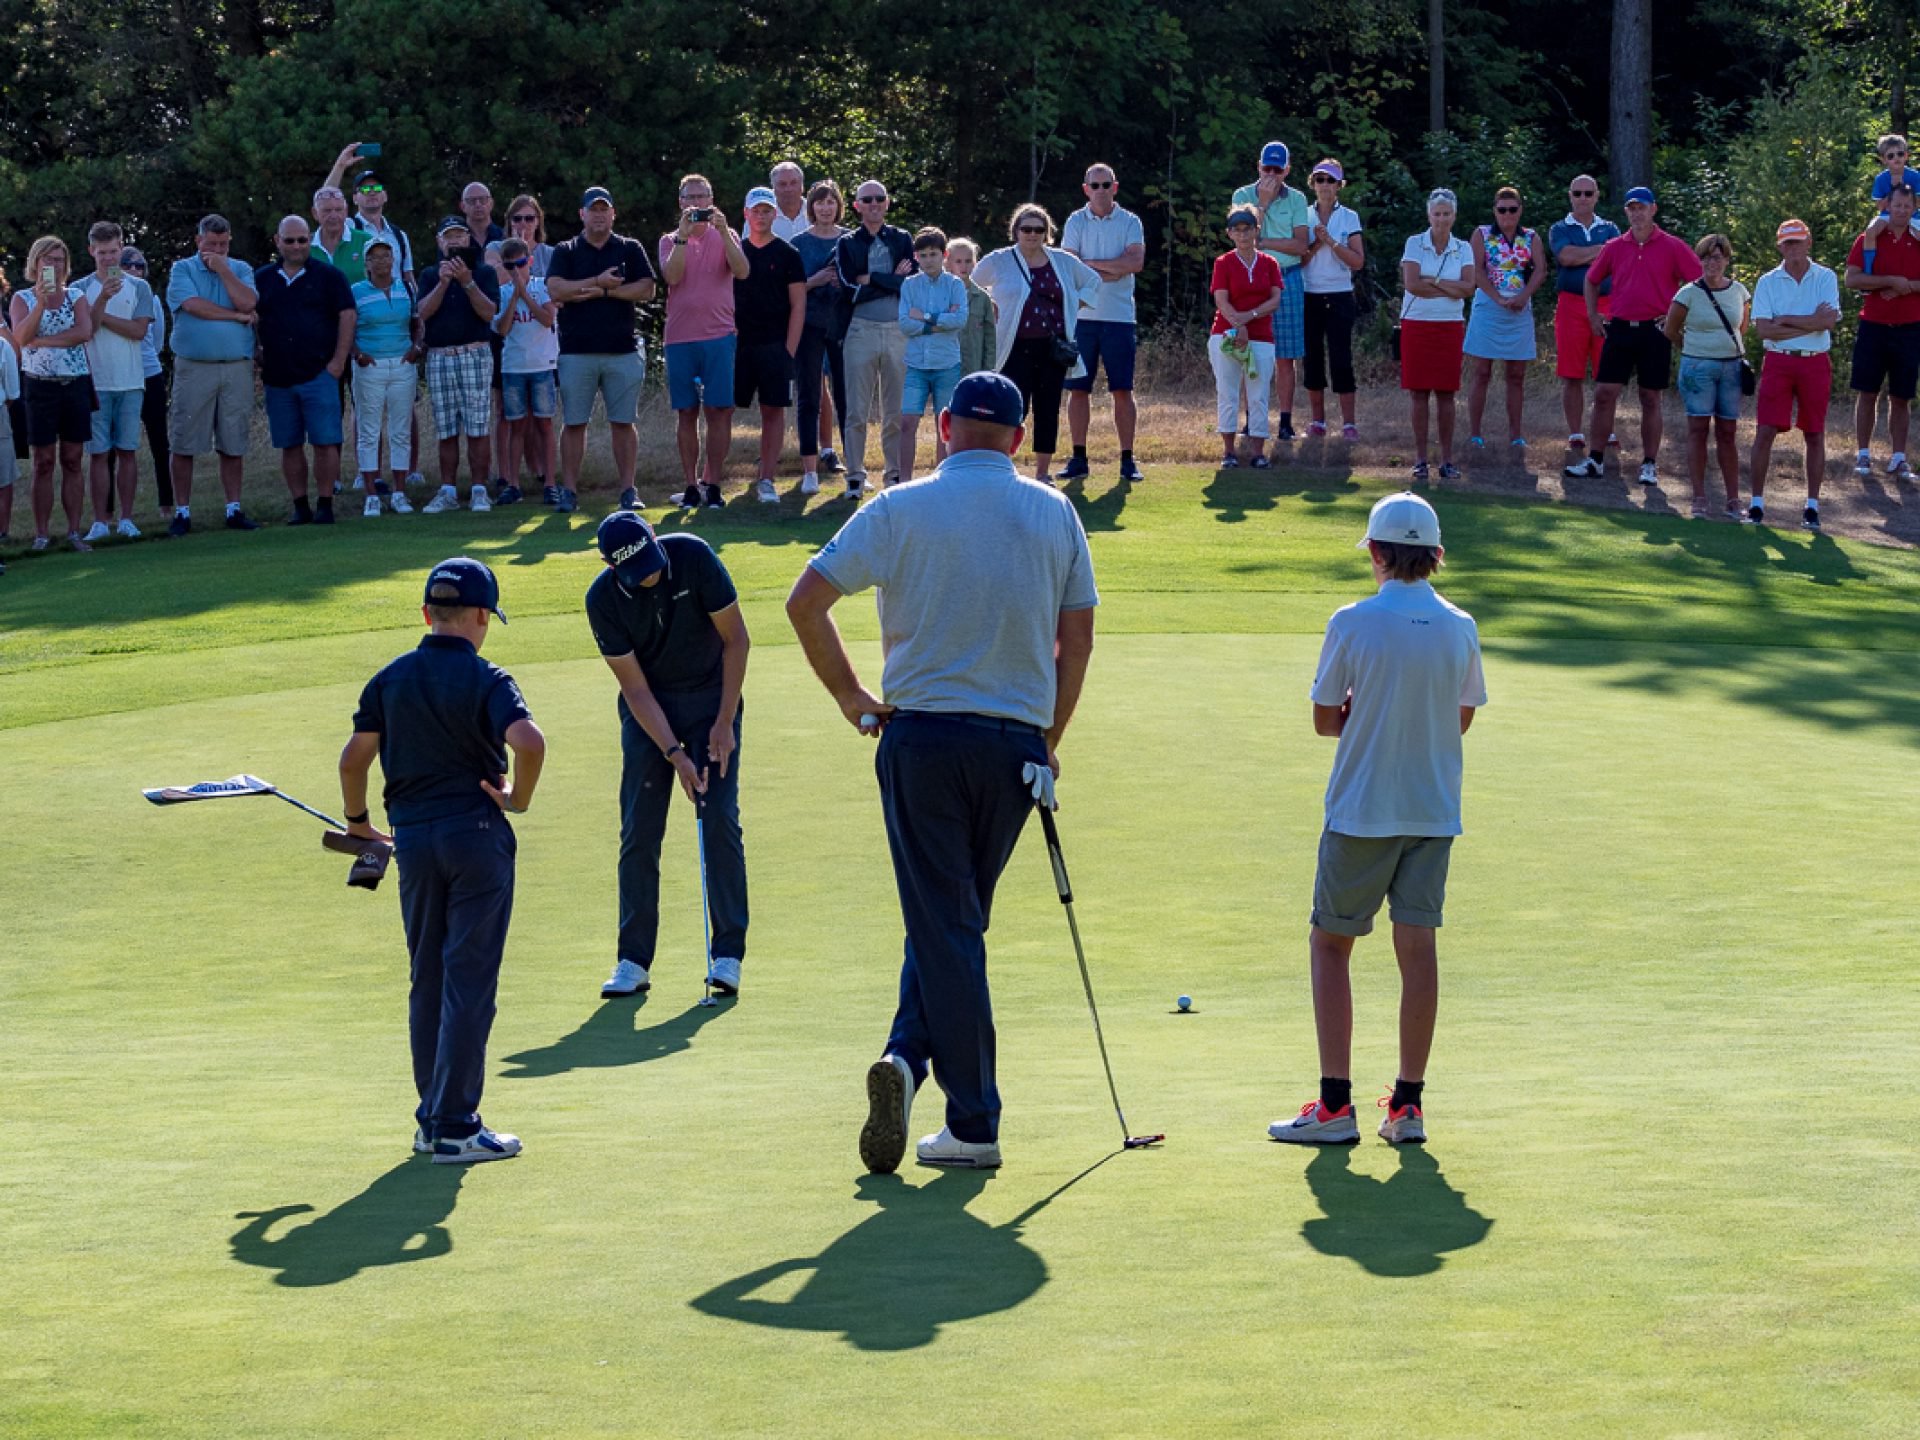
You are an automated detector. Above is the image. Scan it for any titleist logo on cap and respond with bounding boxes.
[611,540,652,565]
[430,569,459,584]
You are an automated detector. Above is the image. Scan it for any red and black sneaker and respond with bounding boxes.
[1268,1099,1360,1145]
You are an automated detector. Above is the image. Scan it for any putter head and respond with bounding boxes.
[1122,1133,1165,1150]
[697,995,719,1008]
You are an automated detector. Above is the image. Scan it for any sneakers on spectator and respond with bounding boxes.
[1341,423,1359,440]
[1268,1099,1360,1145]
[1307,419,1328,437]
[431,1126,521,1165]
[601,958,650,997]
[389,490,414,514]
[470,484,492,513]
[364,495,383,518]
[618,486,640,511]
[167,511,191,538]
[69,533,94,553]
[1568,432,1587,450]
[756,477,779,504]
[556,488,578,514]
[1437,462,1461,481]
[916,1126,1002,1169]
[1468,434,1486,449]
[224,508,258,531]
[1564,456,1605,479]
[1377,1097,1427,1145]
[701,484,724,509]
[83,521,111,543]
[31,535,50,551]
[115,518,140,540]
[495,484,523,506]
[1219,454,1240,469]
[1249,455,1271,470]
[679,483,702,508]
[406,471,426,490]
[1637,460,1659,486]
[1856,450,1874,477]
[1803,505,1821,531]
[351,476,366,492]
[1059,455,1090,480]
[1276,420,1297,442]
[314,499,335,525]
[1726,500,1746,522]
[542,483,561,508]
[1888,453,1911,479]
[800,471,820,495]
[819,447,844,474]
[1118,456,1145,481]
[1748,501,1766,524]
[1410,461,1430,481]
[844,475,864,500]
[423,485,461,514]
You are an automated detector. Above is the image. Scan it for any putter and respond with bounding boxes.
[695,783,717,1007]
[1035,802,1164,1151]
[144,773,391,889]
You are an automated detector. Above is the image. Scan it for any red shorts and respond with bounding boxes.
[1399,319,1465,393]
[1756,350,1831,434]
[1554,292,1609,380]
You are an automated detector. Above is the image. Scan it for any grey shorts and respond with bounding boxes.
[558,350,643,427]
[169,358,253,457]
[1310,830,1453,936]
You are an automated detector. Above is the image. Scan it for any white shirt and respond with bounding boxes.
[77,273,154,392]
[771,209,809,243]
[1301,205,1363,294]
[1399,231,1473,322]
[1060,204,1145,323]
[1751,259,1840,354]
[497,276,559,373]
[1311,579,1488,838]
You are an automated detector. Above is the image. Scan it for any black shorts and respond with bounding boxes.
[1595,320,1673,390]
[1848,318,1920,401]
[734,340,793,409]
[22,374,94,447]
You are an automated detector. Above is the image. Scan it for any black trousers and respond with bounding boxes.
[1303,291,1358,395]
[142,372,173,508]
[1001,336,1067,455]
[793,324,847,458]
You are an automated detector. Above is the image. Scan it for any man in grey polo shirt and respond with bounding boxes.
[786,371,1098,1173]
[1061,162,1146,481]
[1269,492,1486,1150]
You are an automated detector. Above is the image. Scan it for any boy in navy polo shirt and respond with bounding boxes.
[586,512,752,1001]
[339,557,546,1164]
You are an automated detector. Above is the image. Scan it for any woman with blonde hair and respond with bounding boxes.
[8,234,96,550]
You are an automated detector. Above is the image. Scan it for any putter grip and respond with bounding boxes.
[1037,806,1072,903]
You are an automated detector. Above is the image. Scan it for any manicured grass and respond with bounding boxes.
[3,469,1917,1437]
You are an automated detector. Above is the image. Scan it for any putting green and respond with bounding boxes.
[3,473,1917,1438]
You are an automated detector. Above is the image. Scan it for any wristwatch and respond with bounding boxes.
[663,742,685,760]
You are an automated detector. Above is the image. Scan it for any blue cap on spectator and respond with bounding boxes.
[947,371,1025,427]
[424,557,507,622]
[597,511,669,588]
[582,186,614,208]
[1260,141,1290,169]
[1624,186,1657,205]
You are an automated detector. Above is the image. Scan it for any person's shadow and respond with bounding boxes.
[229,1159,465,1287]
[690,1158,1111,1350]
[499,996,730,1079]
[1300,1145,1492,1277]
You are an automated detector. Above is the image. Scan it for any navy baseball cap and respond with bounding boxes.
[582,186,614,208]
[1624,186,1657,205]
[1260,141,1290,169]
[352,169,383,189]
[947,371,1025,427]
[436,214,470,237]
[598,511,669,587]
[424,557,508,622]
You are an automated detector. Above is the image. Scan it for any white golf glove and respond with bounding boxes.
[1021,760,1057,811]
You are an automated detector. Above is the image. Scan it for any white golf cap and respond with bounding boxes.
[1359,491,1441,548]
[744,186,777,209]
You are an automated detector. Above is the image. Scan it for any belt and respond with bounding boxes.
[25,372,87,385]
[431,341,490,355]
[896,710,1043,736]
[1605,317,1664,328]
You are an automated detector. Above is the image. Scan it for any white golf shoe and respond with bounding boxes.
[916,1126,1002,1169]
[431,1127,521,1165]
[412,1125,432,1154]
[861,1056,915,1174]
[364,495,383,518]
[422,485,462,514]
[601,958,650,997]
[708,955,742,996]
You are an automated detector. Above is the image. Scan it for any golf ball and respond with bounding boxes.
[1177,994,1192,1012]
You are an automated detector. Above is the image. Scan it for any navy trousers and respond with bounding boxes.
[617,690,748,965]
[876,712,1047,1143]
[395,811,516,1141]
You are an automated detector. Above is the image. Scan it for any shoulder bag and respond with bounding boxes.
[1695,281,1757,396]
[1013,250,1082,368]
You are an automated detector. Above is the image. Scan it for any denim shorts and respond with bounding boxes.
[665,336,737,412]
[1676,355,1743,420]
[502,369,557,422]
[87,387,144,454]
[263,372,344,449]
[901,362,963,416]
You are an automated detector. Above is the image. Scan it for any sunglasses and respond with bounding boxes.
[282,237,311,245]
[1495,205,1520,214]
[505,258,529,269]
[1259,165,1286,174]
[121,261,147,271]
[510,214,538,223]
[357,184,384,194]
[856,196,886,203]
[1086,180,1114,189]
[1017,226,1046,235]
[1570,188,1596,197]
[1311,175,1339,185]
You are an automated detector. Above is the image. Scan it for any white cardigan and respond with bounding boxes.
[971,245,1103,378]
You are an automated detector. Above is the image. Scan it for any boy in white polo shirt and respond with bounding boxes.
[1270,491,1486,1148]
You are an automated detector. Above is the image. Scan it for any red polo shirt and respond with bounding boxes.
[1586,227,1703,322]
[1848,229,1920,325]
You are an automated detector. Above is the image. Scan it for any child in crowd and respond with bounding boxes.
[1861,133,1911,274]
[492,237,556,504]
[947,236,998,379]
[896,226,967,483]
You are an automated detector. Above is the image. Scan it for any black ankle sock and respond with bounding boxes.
[316,494,333,512]
[1391,1078,1425,1110]
[292,495,312,518]
[1072,445,1087,461]
[1280,411,1293,427]
[1320,1077,1352,1113]
[1121,449,1134,463]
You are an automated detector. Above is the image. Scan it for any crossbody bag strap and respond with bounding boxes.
[1697,280,1740,343]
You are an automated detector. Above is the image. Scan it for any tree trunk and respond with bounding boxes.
[1609,0,1652,198]
[1428,0,1445,135]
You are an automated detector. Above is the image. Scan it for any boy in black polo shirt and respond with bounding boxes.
[586,511,752,1001]
[339,557,546,1164]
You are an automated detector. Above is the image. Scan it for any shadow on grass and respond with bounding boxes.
[229,1158,464,1287]
[1300,1146,1492,1277]
[499,995,730,1079]
[690,1155,1115,1350]
[1059,472,1132,533]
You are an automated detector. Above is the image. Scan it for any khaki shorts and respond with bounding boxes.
[170,358,254,457]
[1310,830,1453,936]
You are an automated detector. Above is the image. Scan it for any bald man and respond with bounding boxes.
[1550,175,1622,451]
[253,214,357,523]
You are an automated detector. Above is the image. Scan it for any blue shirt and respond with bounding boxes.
[898,271,967,369]
[352,278,416,359]
[352,634,532,828]
[166,253,258,362]
[808,449,1098,732]
[1549,216,1621,296]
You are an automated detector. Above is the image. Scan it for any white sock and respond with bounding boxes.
[225,501,241,518]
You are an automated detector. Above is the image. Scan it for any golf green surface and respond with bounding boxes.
[4,471,1917,1438]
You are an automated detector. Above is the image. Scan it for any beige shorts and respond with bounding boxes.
[1310,830,1453,936]
[169,358,254,457]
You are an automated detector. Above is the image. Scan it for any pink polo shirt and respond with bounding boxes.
[1585,227,1703,322]
[657,228,737,344]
